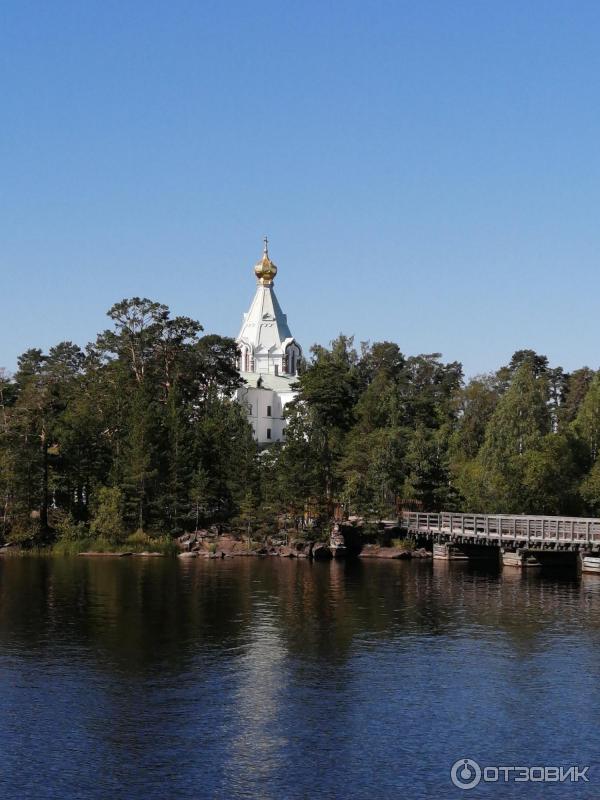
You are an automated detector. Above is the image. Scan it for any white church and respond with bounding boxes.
[235,239,302,443]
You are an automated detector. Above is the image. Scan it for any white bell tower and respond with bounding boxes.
[235,239,302,443]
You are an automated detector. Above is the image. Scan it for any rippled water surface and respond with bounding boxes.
[1,556,600,799]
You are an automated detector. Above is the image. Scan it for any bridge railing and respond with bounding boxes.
[401,511,600,544]
[401,512,441,532]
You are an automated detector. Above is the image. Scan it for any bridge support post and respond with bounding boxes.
[501,549,541,569]
[432,542,468,561]
[580,552,600,574]
[503,549,579,570]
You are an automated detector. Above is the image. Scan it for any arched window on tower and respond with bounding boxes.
[244,350,249,372]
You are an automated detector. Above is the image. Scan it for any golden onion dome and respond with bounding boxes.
[254,236,278,285]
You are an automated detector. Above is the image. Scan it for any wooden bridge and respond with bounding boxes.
[401,511,600,551]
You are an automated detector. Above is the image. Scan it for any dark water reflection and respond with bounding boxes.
[1,556,600,799]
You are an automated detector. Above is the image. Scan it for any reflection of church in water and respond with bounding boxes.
[235,239,302,444]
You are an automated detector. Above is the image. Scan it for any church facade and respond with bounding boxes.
[235,240,302,443]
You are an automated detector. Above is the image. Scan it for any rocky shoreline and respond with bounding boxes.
[78,551,165,558]
[358,544,432,560]
[3,523,433,561]
[170,531,432,561]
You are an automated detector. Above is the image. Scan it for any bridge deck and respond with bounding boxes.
[401,512,600,548]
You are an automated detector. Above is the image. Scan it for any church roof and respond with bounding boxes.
[237,239,296,352]
[237,284,293,350]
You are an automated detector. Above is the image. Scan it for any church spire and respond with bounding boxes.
[254,236,278,286]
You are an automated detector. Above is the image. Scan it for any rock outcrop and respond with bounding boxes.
[312,542,333,560]
[359,544,431,560]
[173,531,435,562]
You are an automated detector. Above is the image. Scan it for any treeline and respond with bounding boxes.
[280,340,600,519]
[1,299,600,546]
[0,298,256,544]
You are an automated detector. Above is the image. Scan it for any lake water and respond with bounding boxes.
[1,556,600,799]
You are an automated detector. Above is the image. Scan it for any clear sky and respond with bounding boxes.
[2,1,599,378]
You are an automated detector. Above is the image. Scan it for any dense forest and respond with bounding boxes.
[1,297,600,548]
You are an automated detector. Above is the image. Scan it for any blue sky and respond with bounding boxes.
[2,0,599,378]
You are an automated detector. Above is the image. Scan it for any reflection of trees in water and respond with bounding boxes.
[0,558,255,670]
[2,558,600,674]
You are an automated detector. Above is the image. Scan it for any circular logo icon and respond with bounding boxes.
[451,758,482,790]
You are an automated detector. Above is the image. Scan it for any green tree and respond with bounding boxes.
[477,362,551,511]
[560,368,595,427]
[90,486,124,543]
[239,489,256,545]
[572,374,600,463]
[189,465,210,531]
